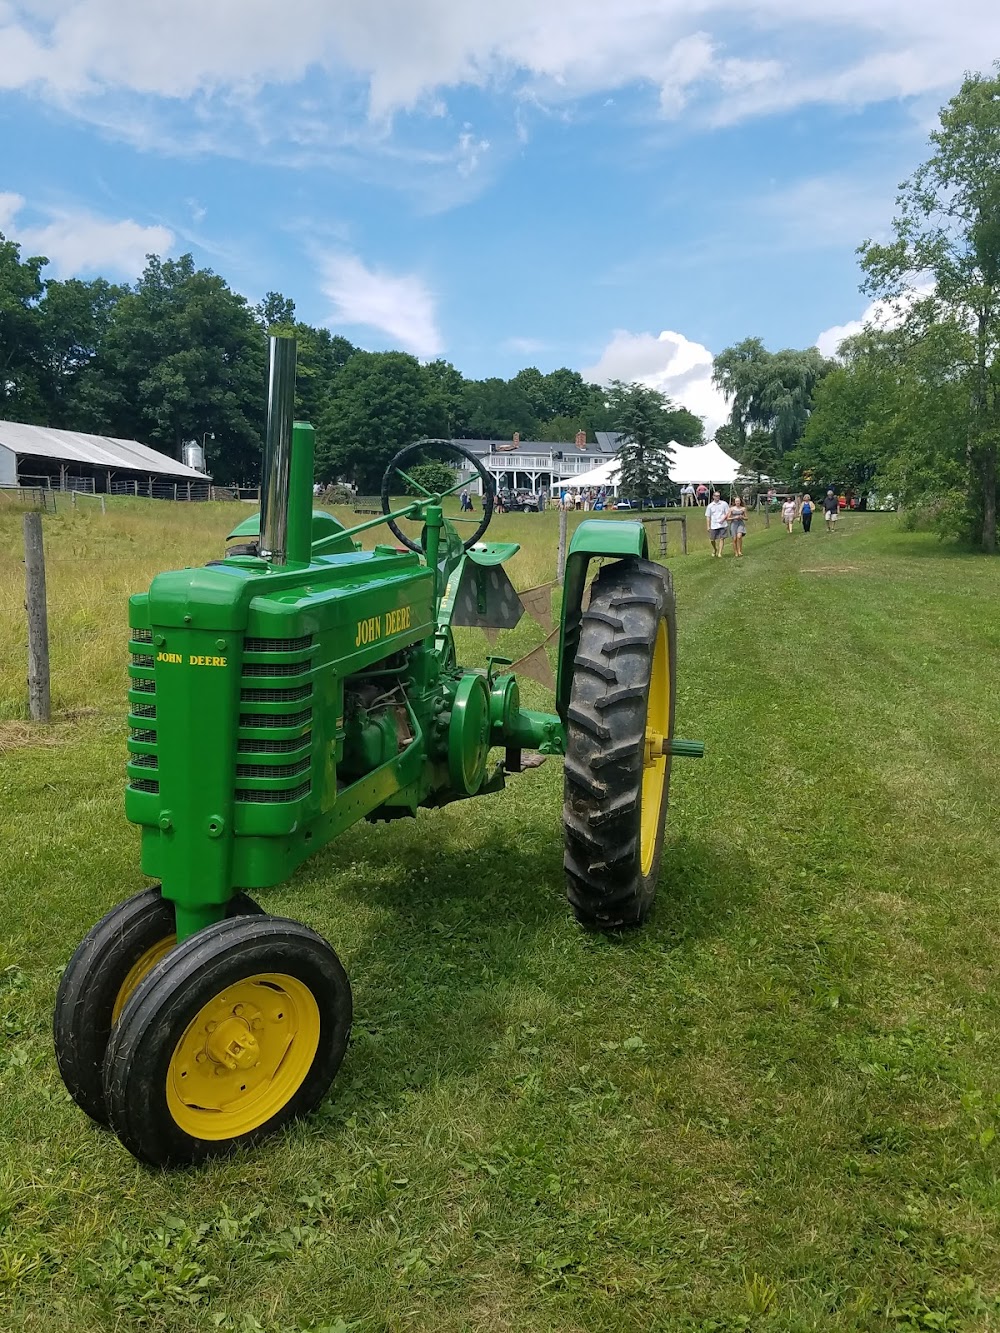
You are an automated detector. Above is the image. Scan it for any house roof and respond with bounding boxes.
[451,437,615,458]
[0,421,210,479]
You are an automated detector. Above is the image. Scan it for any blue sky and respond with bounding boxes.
[1,1,996,430]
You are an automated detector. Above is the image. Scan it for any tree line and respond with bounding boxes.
[713,65,1000,552]
[0,252,704,489]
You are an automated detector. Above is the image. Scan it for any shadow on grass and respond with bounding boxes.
[280,820,754,1134]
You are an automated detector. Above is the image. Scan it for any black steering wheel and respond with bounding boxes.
[380,439,495,553]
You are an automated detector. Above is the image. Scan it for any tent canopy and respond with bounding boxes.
[668,440,740,485]
[564,439,741,493]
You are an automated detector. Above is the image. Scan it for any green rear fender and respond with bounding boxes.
[556,519,649,721]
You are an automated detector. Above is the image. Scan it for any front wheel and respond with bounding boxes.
[103,915,352,1167]
[563,558,676,929]
[53,887,261,1126]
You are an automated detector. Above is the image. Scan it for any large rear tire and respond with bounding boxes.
[563,558,676,928]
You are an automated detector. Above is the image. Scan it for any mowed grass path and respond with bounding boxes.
[2,501,1000,1331]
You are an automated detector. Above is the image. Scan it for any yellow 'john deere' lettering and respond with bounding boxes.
[355,605,412,648]
[187,655,227,667]
[156,651,182,664]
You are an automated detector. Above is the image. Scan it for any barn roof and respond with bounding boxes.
[0,421,210,479]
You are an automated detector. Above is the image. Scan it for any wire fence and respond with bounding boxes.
[0,485,58,512]
[12,475,260,503]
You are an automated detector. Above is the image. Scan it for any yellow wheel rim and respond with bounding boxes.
[640,619,670,876]
[166,973,320,1140]
[112,936,176,1026]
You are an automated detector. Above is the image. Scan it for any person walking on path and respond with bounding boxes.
[705,491,730,558]
[728,497,748,557]
[781,497,796,533]
[681,483,696,507]
[823,489,839,532]
[800,494,814,533]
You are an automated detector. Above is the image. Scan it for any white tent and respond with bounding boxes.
[563,439,741,495]
[560,456,622,492]
[668,440,740,486]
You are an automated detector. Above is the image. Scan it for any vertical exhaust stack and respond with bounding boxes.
[259,335,297,565]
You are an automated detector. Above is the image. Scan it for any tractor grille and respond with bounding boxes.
[237,736,304,754]
[240,685,312,704]
[236,756,311,780]
[235,781,312,804]
[236,635,316,806]
[128,630,158,796]
[239,709,312,729]
[244,635,312,653]
[241,661,306,677]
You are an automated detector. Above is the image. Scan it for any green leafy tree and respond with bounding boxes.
[77,254,267,481]
[859,64,1000,550]
[661,403,704,445]
[401,460,459,496]
[608,381,677,497]
[0,233,47,421]
[421,359,468,438]
[37,277,126,426]
[460,377,539,440]
[798,324,972,522]
[317,350,430,489]
[254,291,296,329]
[536,414,591,443]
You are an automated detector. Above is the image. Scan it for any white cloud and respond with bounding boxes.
[753,173,898,251]
[582,329,730,432]
[319,252,443,358]
[0,0,997,139]
[815,280,935,357]
[0,193,173,277]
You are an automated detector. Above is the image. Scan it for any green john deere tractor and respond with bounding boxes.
[53,336,703,1167]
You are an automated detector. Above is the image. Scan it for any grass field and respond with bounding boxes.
[2,498,1000,1331]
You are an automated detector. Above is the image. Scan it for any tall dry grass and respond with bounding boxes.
[0,495,609,721]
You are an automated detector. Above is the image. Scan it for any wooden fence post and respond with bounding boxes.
[23,512,51,723]
[680,516,688,555]
[100,495,106,515]
[557,505,568,582]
